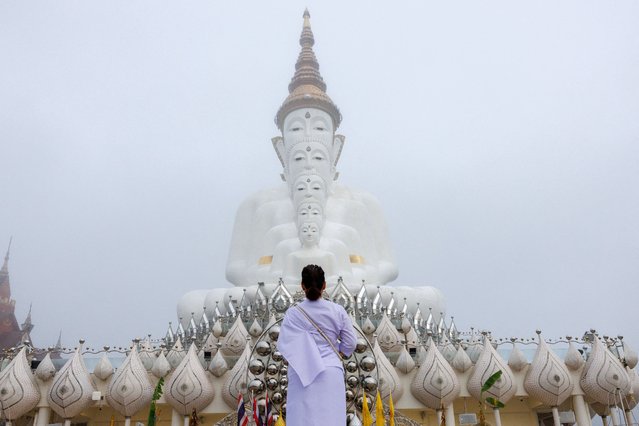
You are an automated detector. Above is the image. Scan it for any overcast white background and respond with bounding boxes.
[1,1,638,359]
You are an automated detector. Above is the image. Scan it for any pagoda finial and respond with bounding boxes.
[275,9,341,130]
[55,330,62,350]
[0,238,12,298]
[21,302,34,334]
[3,237,11,264]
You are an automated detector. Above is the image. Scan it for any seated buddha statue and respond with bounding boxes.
[225,10,397,288]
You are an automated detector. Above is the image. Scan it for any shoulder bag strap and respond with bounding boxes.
[296,305,342,359]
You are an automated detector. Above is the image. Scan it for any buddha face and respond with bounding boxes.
[299,221,320,247]
[297,201,323,228]
[291,174,327,207]
[283,108,336,184]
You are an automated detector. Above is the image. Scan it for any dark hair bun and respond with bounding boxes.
[301,264,325,301]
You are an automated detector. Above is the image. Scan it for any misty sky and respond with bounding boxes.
[1,1,638,355]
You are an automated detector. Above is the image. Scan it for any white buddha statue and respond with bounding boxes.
[176,10,447,329]
[269,219,352,286]
[225,10,398,288]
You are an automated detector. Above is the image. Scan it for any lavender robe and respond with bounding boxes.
[277,299,357,426]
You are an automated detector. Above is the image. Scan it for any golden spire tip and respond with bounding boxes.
[303,8,311,27]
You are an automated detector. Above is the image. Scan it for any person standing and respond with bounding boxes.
[277,264,358,425]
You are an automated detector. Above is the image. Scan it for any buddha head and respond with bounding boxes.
[297,200,323,229]
[272,10,345,189]
[273,108,344,188]
[291,173,328,207]
[298,221,321,248]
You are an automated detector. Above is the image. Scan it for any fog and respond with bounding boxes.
[1,0,638,385]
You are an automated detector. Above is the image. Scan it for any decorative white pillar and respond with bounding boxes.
[492,408,502,426]
[609,407,620,426]
[551,407,560,426]
[572,395,592,426]
[171,409,182,426]
[63,419,71,426]
[445,403,456,426]
[124,417,131,426]
[183,416,189,426]
[624,409,633,426]
[436,409,443,425]
[35,407,51,426]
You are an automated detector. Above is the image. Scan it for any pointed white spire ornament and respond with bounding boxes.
[465,331,483,363]
[451,345,473,373]
[400,316,412,335]
[467,335,516,404]
[448,317,459,341]
[507,340,528,372]
[106,345,154,417]
[523,332,573,407]
[165,322,175,347]
[35,353,57,381]
[47,344,96,419]
[93,353,114,381]
[269,279,294,316]
[580,336,631,405]
[361,317,376,335]
[395,346,416,374]
[253,284,268,319]
[197,333,219,368]
[221,316,250,357]
[0,347,40,420]
[151,351,171,378]
[410,338,460,409]
[564,338,585,371]
[372,339,403,401]
[248,318,263,338]
[371,286,385,316]
[438,338,457,363]
[208,348,229,378]
[212,319,224,338]
[200,308,210,334]
[166,337,185,368]
[138,336,156,370]
[330,277,354,313]
[164,344,215,416]
[622,338,638,369]
[221,338,252,409]
[375,313,403,353]
[188,315,199,339]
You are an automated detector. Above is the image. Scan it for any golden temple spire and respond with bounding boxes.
[275,9,341,130]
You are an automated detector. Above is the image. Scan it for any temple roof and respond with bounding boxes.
[0,239,34,350]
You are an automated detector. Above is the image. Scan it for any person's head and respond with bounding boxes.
[301,264,326,301]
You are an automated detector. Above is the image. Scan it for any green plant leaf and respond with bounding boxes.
[485,397,505,409]
[481,370,503,393]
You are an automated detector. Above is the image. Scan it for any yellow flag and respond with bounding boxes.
[274,410,286,426]
[375,391,384,426]
[362,394,373,426]
[389,393,395,426]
